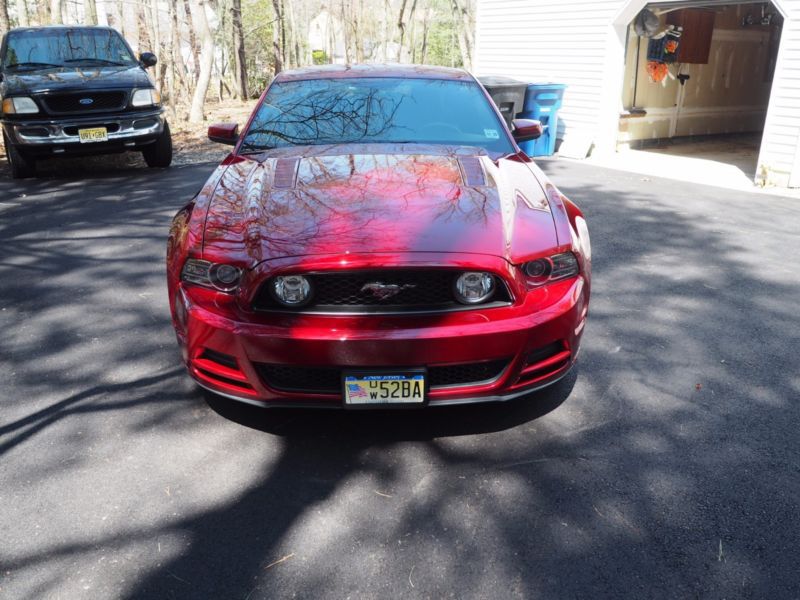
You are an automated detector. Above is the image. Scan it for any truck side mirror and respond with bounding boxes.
[140,52,158,68]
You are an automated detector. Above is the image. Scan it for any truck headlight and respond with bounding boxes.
[131,88,161,107]
[2,97,39,114]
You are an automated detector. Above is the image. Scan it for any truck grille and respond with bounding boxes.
[252,270,512,313]
[256,359,510,394]
[41,91,128,114]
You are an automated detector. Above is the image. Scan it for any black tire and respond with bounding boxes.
[142,121,173,168]
[3,132,36,179]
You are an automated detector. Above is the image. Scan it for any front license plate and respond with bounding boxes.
[78,127,108,143]
[343,371,426,406]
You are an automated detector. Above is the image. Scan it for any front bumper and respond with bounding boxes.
[172,275,589,408]
[3,108,165,156]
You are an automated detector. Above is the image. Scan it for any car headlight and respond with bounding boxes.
[131,88,161,107]
[2,96,39,114]
[453,272,495,304]
[522,252,579,285]
[270,275,313,307]
[181,259,242,292]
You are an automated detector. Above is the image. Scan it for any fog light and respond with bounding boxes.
[453,272,495,304]
[271,275,312,306]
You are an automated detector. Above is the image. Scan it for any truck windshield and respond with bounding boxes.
[3,28,137,70]
[240,77,514,155]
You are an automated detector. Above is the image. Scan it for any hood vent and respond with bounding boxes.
[458,157,487,187]
[273,158,299,189]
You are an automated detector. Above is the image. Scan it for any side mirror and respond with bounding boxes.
[140,52,158,68]
[511,118,543,142]
[208,122,239,146]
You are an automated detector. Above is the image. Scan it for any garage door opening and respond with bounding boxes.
[617,2,784,186]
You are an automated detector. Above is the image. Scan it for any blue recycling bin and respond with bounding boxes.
[517,83,567,157]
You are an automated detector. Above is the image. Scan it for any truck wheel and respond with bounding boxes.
[3,132,37,179]
[143,122,173,168]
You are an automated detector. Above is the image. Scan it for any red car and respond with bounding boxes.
[167,64,591,408]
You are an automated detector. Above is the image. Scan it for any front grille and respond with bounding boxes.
[256,359,510,394]
[41,91,128,114]
[252,270,512,313]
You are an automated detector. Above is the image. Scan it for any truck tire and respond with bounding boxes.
[143,122,173,168]
[4,132,37,179]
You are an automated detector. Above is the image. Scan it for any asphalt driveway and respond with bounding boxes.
[1,157,798,599]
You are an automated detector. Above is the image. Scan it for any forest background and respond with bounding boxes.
[0,0,476,126]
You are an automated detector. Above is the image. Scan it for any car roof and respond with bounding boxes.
[274,63,474,83]
[8,25,120,33]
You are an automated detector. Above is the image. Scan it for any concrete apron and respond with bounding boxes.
[578,136,800,198]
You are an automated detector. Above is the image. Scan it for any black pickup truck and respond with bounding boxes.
[0,26,172,178]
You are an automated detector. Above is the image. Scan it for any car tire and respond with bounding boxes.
[142,122,173,168]
[3,132,37,179]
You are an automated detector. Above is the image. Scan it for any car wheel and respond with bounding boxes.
[142,121,173,168]
[3,132,37,179]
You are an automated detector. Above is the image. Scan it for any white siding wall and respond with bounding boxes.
[759,9,800,185]
[475,0,622,155]
[476,0,800,186]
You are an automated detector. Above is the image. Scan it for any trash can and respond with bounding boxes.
[477,76,528,127]
[517,83,567,157]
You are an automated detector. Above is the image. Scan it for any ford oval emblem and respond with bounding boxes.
[79,98,94,105]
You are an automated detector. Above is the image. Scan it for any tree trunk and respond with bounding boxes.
[420,10,431,64]
[16,0,29,27]
[50,0,64,24]
[0,0,10,34]
[85,0,98,25]
[396,0,408,62]
[183,0,201,79]
[271,0,284,75]
[231,0,248,98]
[39,1,52,25]
[451,0,474,70]
[189,0,216,123]
[286,0,301,68]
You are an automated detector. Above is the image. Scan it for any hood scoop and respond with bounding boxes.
[458,157,487,187]
[273,157,299,189]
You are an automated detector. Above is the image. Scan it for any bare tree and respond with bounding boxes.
[0,0,10,34]
[16,0,28,27]
[189,0,216,123]
[85,0,98,25]
[271,0,284,75]
[451,0,474,69]
[50,0,64,24]
[231,0,248,98]
[183,0,201,79]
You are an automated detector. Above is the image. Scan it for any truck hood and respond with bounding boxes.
[1,65,152,95]
[202,145,559,267]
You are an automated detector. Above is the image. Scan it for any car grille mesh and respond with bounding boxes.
[41,91,128,114]
[256,359,509,394]
[252,270,511,313]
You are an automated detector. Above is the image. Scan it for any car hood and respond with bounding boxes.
[202,145,559,267]
[1,65,151,95]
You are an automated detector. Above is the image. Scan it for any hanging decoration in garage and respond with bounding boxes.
[646,27,682,84]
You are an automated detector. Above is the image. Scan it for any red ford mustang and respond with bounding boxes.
[167,64,591,408]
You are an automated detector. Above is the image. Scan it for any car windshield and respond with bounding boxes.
[2,28,137,70]
[240,77,514,154]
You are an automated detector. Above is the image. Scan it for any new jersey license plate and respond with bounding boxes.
[343,371,426,406]
[78,127,108,143]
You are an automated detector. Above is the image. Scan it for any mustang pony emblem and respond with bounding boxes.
[360,282,417,300]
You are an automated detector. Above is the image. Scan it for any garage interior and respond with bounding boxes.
[618,2,784,185]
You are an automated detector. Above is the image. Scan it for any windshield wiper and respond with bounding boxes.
[6,61,63,70]
[64,58,126,66]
